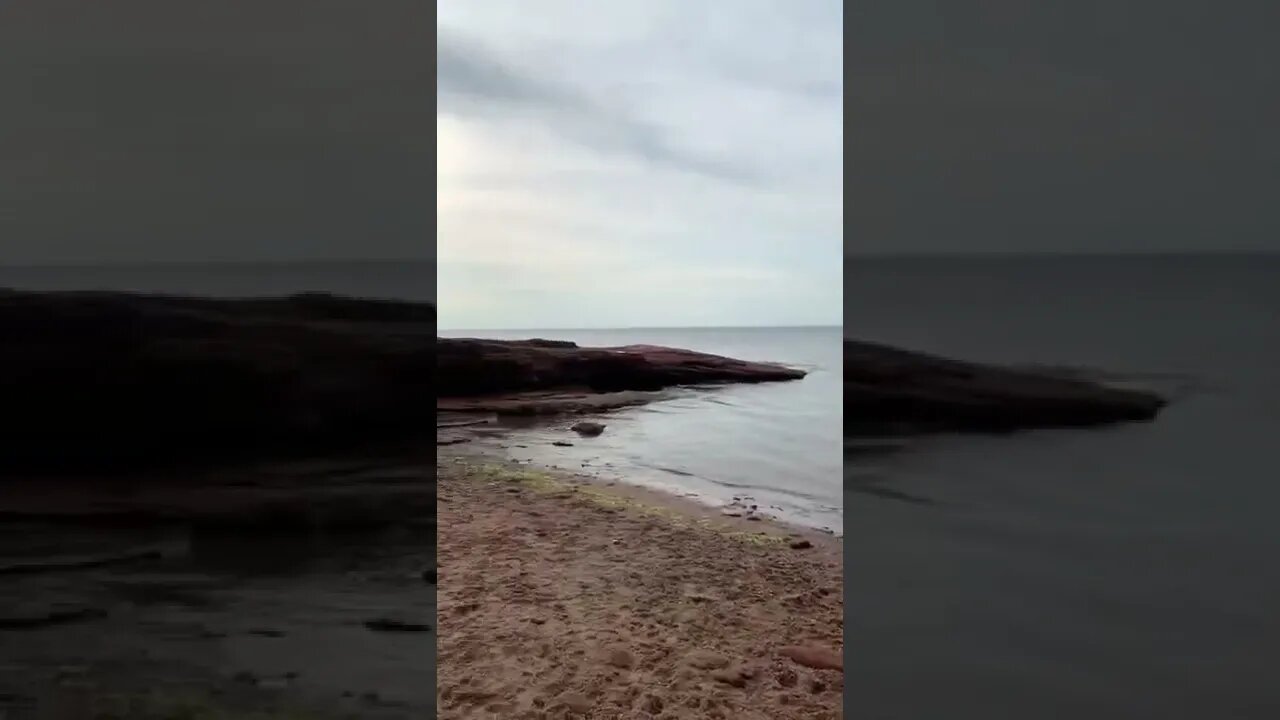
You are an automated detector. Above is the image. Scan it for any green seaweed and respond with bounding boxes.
[450,460,789,547]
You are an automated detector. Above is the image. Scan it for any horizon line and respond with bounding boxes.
[843,249,1280,259]
[438,324,842,333]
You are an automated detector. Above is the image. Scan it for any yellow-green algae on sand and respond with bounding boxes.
[447,458,791,547]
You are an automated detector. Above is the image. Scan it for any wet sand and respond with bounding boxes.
[437,450,844,719]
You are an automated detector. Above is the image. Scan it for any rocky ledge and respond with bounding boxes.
[437,339,806,394]
[0,288,1168,472]
[0,289,804,471]
[0,288,435,472]
[844,339,1167,435]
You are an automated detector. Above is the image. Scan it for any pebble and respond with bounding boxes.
[711,668,747,687]
[559,692,593,712]
[605,647,635,669]
[789,539,813,550]
[686,650,729,669]
[779,645,843,671]
[364,618,432,633]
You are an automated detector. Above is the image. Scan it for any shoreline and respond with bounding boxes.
[437,442,843,719]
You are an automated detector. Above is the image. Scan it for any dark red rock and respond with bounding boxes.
[0,288,434,472]
[435,338,806,397]
[844,339,1166,435]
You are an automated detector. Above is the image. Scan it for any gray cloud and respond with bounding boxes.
[437,32,757,184]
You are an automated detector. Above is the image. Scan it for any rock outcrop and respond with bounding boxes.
[0,288,1168,472]
[435,339,806,396]
[844,339,1166,435]
[0,288,435,472]
[0,289,801,471]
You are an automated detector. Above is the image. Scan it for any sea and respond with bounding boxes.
[844,253,1280,719]
[438,325,845,534]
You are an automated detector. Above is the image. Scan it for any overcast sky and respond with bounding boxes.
[852,1,1280,255]
[0,0,429,265]
[436,1,842,329]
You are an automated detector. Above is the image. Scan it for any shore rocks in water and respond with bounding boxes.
[843,339,1167,435]
[0,606,107,631]
[364,618,432,633]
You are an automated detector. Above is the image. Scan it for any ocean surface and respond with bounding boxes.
[439,326,845,534]
[844,254,1280,718]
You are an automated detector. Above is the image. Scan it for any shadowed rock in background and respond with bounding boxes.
[843,339,1166,436]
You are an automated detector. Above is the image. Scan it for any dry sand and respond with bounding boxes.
[437,453,844,719]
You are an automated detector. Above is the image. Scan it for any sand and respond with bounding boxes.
[437,453,844,720]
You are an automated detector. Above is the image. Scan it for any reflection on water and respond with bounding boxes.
[845,255,1280,718]
[0,523,435,716]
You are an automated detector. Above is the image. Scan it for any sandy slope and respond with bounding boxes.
[437,455,844,720]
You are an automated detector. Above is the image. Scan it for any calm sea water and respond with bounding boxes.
[439,326,845,534]
[845,254,1280,719]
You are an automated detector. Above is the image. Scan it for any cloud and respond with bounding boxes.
[437,32,757,184]
[436,2,843,329]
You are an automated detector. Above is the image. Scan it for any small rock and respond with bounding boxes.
[552,441,574,447]
[686,650,729,669]
[0,606,106,630]
[640,694,664,713]
[559,692,592,713]
[711,668,747,687]
[605,646,635,669]
[570,422,606,437]
[789,539,813,550]
[779,645,843,671]
[364,618,432,633]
